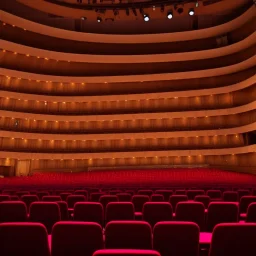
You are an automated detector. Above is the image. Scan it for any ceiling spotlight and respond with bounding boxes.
[189,8,195,16]
[167,11,173,19]
[97,17,102,23]
[144,14,149,22]
[81,17,87,20]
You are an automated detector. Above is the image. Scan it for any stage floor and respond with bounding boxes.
[0,168,256,188]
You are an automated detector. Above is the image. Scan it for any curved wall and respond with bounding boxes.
[0,4,255,174]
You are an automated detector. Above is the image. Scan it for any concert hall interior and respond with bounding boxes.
[0,0,255,255]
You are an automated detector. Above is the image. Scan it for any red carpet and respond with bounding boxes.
[0,169,256,188]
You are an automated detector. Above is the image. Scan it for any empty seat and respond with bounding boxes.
[237,189,250,200]
[206,202,239,231]
[42,196,62,202]
[153,221,200,256]
[2,190,16,195]
[240,196,256,214]
[37,191,49,200]
[169,195,188,212]
[194,195,210,208]
[187,190,205,200]
[0,222,50,256]
[138,190,153,196]
[21,195,39,210]
[60,193,72,201]
[209,223,256,256]
[93,249,160,256]
[74,190,88,197]
[91,193,106,202]
[105,221,152,249]
[74,202,104,226]
[52,221,103,256]
[29,202,61,233]
[110,190,122,195]
[143,202,173,227]
[206,190,222,200]
[99,195,118,210]
[132,195,150,212]
[106,202,134,223]
[223,191,238,202]
[154,190,173,202]
[151,194,164,202]
[0,201,27,222]
[56,201,69,220]
[10,195,19,201]
[117,193,132,202]
[67,195,86,209]
[246,202,256,222]
[175,190,186,195]
[0,195,10,202]
[16,191,30,198]
[175,202,205,230]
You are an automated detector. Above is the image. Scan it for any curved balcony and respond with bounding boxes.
[0,5,255,54]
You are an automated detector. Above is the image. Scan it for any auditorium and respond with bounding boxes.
[0,0,255,255]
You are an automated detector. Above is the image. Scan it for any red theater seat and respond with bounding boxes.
[0,195,11,202]
[74,202,104,226]
[209,223,256,256]
[206,202,239,231]
[237,189,250,200]
[151,194,164,202]
[138,190,153,196]
[175,202,205,230]
[239,196,256,214]
[223,191,238,202]
[51,221,103,256]
[91,193,106,202]
[56,201,69,220]
[99,195,118,210]
[206,190,222,200]
[169,195,188,212]
[0,201,27,222]
[132,195,150,212]
[187,190,205,200]
[154,190,173,201]
[42,196,62,202]
[93,249,160,256]
[246,203,256,222]
[105,221,152,249]
[67,195,86,209]
[175,190,187,195]
[16,191,30,198]
[60,193,72,201]
[153,221,200,256]
[37,191,50,200]
[0,222,50,256]
[194,195,210,208]
[21,195,39,210]
[117,193,132,202]
[10,195,19,201]
[142,202,173,227]
[106,202,134,223]
[74,190,88,197]
[29,202,61,233]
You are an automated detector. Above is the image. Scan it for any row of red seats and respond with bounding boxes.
[1,200,256,233]
[1,192,256,213]
[0,221,255,256]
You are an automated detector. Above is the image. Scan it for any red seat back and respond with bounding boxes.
[105,221,152,249]
[74,202,104,226]
[106,202,134,223]
[0,222,50,256]
[0,201,27,222]
[143,202,173,227]
[207,202,238,231]
[132,195,150,212]
[169,195,188,211]
[209,223,256,256]
[153,221,200,256]
[52,221,103,256]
